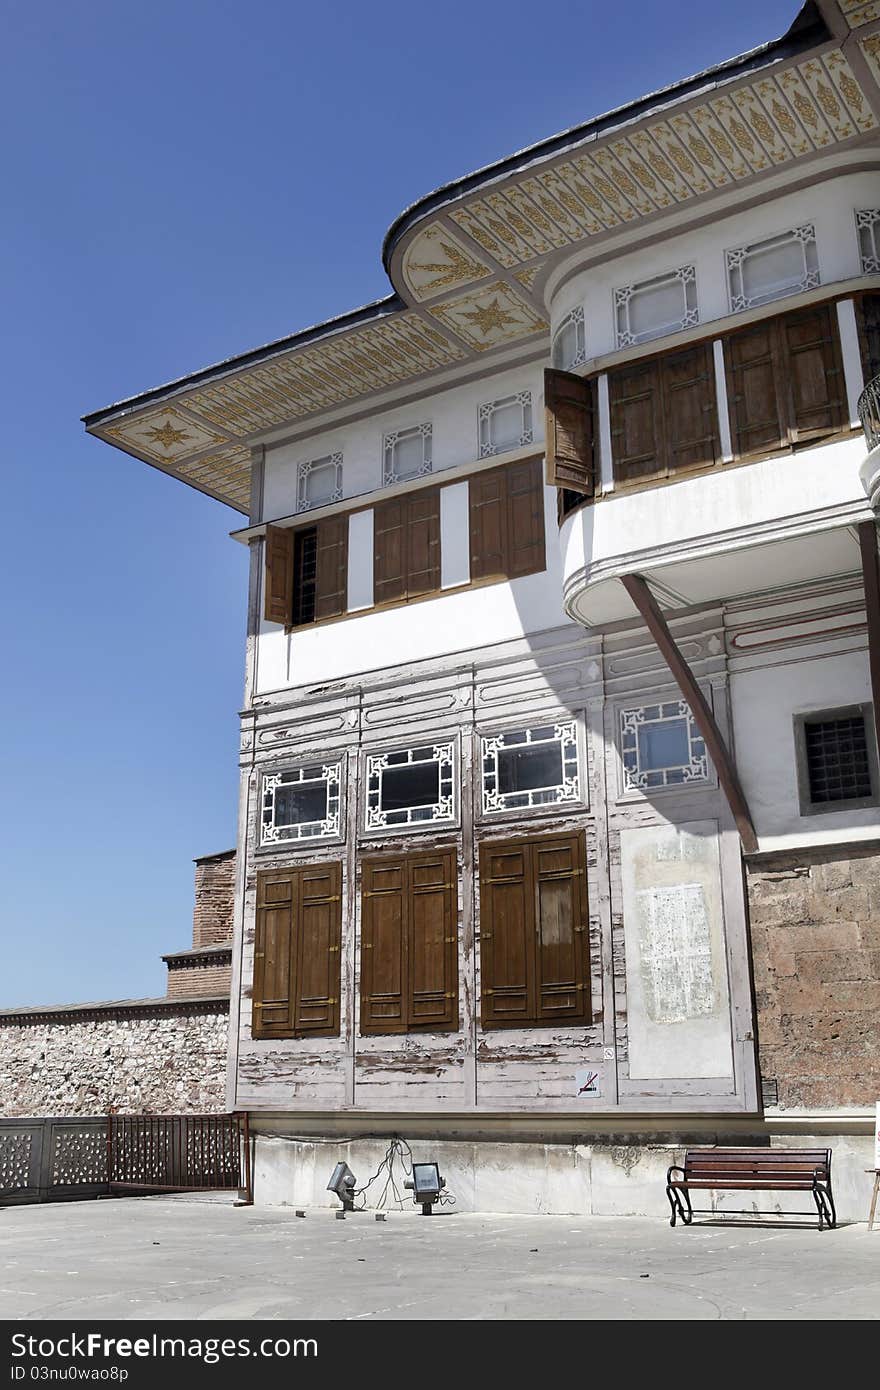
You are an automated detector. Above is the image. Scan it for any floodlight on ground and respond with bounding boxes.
[327,1161,357,1212]
[404,1162,445,1215]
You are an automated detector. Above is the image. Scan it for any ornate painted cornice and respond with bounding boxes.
[83,2,880,514]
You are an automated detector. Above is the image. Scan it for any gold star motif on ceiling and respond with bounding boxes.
[144,420,192,450]
[458,297,521,338]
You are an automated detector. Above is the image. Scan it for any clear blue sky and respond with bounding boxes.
[0,0,799,1006]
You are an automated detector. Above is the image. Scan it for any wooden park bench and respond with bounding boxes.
[666,1148,836,1230]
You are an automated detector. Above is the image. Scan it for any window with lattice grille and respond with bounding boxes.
[794,705,878,815]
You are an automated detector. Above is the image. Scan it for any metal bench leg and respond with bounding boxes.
[680,1185,693,1225]
[666,1184,680,1227]
[812,1182,827,1231]
[823,1183,837,1230]
[666,1184,690,1228]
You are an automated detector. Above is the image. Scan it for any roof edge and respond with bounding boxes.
[380,1,828,271]
[82,294,403,429]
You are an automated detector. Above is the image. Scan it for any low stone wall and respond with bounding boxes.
[747,842,880,1109]
[0,999,229,1117]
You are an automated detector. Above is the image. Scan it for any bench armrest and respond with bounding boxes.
[666,1165,685,1183]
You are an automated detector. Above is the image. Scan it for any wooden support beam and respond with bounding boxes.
[620,573,758,854]
[858,520,880,759]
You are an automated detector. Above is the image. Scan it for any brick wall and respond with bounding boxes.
[747,843,880,1108]
[192,851,236,948]
[166,957,232,998]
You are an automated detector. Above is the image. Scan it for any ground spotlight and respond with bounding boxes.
[405,1162,445,1215]
[327,1161,357,1212]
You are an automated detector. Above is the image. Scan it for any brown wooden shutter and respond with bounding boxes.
[532,835,590,1025]
[781,303,847,444]
[661,342,720,475]
[609,358,665,483]
[293,862,342,1036]
[407,849,457,1032]
[544,368,596,495]
[373,499,406,606]
[469,467,508,581]
[252,871,296,1039]
[856,291,880,383]
[263,525,294,626]
[507,458,546,578]
[479,840,535,1027]
[724,319,786,458]
[252,865,342,1040]
[360,857,407,1035]
[314,515,348,621]
[406,487,441,598]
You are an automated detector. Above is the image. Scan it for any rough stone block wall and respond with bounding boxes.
[0,1005,229,1117]
[166,961,232,998]
[193,852,236,948]
[747,844,880,1108]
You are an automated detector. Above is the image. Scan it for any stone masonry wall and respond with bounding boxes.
[193,851,236,948]
[0,1004,229,1117]
[747,843,880,1108]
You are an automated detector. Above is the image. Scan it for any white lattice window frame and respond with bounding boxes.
[618,700,710,796]
[481,721,580,815]
[364,741,456,831]
[614,266,698,348]
[382,423,433,485]
[478,391,534,458]
[260,760,343,845]
[551,306,586,370]
[725,224,819,313]
[296,453,343,512]
[856,208,880,274]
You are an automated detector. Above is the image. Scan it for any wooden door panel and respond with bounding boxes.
[783,305,846,442]
[469,469,507,580]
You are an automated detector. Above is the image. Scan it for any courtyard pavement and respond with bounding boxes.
[0,1196,877,1320]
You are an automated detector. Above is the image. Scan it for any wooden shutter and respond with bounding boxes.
[361,857,407,1034]
[480,832,590,1029]
[479,840,535,1027]
[724,319,786,458]
[360,850,458,1035]
[373,499,406,605]
[314,515,348,621]
[532,835,590,1025]
[609,358,665,483]
[469,467,507,581]
[781,303,847,444]
[407,849,457,1032]
[293,862,341,1036]
[264,525,294,626]
[544,368,596,495]
[507,458,546,578]
[252,871,296,1038]
[856,291,880,382]
[661,342,720,475]
[406,488,441,598]
[252,865,342,1040]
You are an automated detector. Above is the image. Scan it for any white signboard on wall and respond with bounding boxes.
[619,820,734,1082]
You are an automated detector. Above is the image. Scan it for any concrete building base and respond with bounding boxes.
[248,1113,877,1224]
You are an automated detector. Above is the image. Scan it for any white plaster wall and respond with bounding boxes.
[730,646,877,848]
[250,1132,876,1222]
[256,484,574,692]
[549,170,879,357]
[262,362,544,522]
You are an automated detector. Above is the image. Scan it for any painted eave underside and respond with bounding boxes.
[82,0,880,516]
